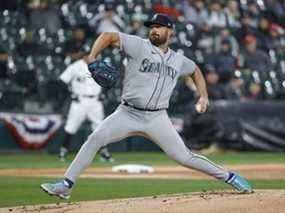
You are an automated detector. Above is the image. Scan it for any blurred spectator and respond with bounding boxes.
[224,0,241,29]
[202,1,227,29]
[247,0,261,28]
[234,12,257,43]
[224,76,245,100]
[127,14,147,37]
[256,16,271,51]
[17,31,51,56]
[153,2,182,18]
[64,27,88,60]
[27,0,62,35]
[246,82,263,100]
[204,65,225,100]
[178,0,207,27]
[242,34,272,72]
[264,0,285,24]
[214,39,237,83]
[192,21,215,60]
[267,23,285,53]
[215,27,239,56]
[172,76,196,114]
[89,3,125,34]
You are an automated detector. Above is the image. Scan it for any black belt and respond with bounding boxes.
[72,95,97,101]
[82,95,96,98]
[122,100,166,112]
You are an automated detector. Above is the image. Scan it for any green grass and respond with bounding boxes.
[0,176,284,208]
[0,152,285,169]
[0,152,284,208]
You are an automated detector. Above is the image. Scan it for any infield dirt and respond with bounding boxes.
[0,164,285,180]
[1,190,285,213]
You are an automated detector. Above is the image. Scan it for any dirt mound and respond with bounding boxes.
[3,190,285,213]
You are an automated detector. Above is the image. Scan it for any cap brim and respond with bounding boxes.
[144,21,172,28]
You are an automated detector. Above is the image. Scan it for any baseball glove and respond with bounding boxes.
[88,60,119,89]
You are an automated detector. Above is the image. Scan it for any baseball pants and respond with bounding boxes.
[65,104,229,182]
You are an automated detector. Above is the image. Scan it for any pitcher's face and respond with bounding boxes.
[149,25,172,46]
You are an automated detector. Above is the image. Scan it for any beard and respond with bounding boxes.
[149,33,168,46]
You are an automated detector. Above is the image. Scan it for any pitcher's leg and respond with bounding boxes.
[146,112,229,181]
[64,106,136,182]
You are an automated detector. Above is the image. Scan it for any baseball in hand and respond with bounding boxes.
[195,103,203,113]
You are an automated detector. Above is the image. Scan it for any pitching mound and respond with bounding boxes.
[3,190,285,213]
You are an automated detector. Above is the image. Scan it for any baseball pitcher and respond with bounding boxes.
[41,14,253,199]
[59,56,114,162]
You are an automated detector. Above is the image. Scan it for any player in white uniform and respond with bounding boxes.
[41,14,253,199]
[59,56,114,162]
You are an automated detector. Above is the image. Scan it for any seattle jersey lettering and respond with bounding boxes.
[139,58,178,80]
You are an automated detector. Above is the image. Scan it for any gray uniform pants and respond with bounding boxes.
[65,105,229,182]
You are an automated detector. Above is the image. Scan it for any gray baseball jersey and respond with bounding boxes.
[64,33,230,184]
[119,33,196,110]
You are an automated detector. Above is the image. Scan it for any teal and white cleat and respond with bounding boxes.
[226,172,253,193]
[41,180,71,199]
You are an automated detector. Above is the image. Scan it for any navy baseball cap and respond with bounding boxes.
[144,13,174,29]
